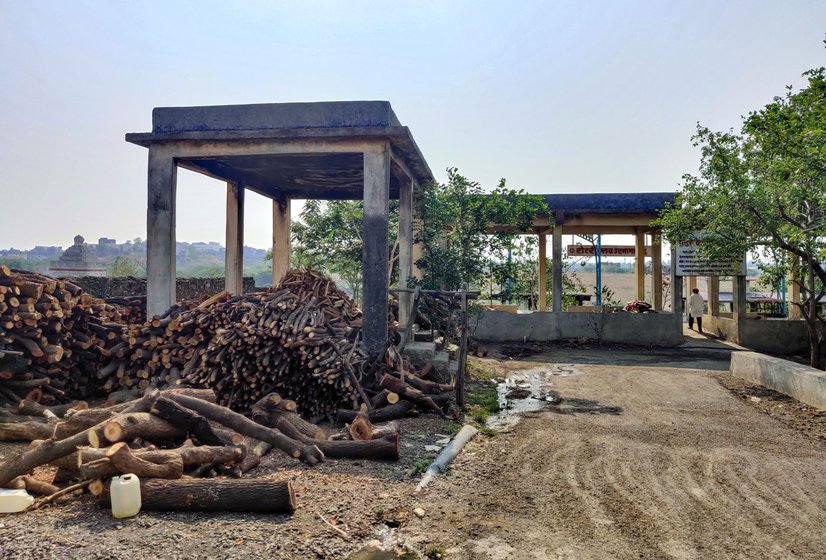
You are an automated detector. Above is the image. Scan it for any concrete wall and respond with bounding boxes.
[730,351,826,411]
[66,276,255,300]
[704,315,819,356]
[471,310,683,347]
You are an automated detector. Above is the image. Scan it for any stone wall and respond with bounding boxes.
[64,276,255,300]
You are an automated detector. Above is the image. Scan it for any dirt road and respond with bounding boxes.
[402,359,826,559]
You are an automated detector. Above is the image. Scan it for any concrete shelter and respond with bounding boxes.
[476,192,684,346]
[127,101,433,354]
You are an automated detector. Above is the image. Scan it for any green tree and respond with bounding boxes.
[106,256,144,277]
[658,64,826,368]
[266,200,399,303]
[416,168,548,291]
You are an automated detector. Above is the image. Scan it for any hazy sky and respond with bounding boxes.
[1,0,824,250]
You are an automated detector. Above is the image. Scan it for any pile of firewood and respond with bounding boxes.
[0,266,129,405]
[0,388,403,513]
[100,269,369,418]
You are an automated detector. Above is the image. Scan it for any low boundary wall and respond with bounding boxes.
[704,315,817,355]
[65,276,255,300]
[730,351,826,411]
[471,310,683,347]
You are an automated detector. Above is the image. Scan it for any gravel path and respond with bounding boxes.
[401,360,826,559]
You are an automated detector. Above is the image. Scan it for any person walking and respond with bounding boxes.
[688,288,705,332]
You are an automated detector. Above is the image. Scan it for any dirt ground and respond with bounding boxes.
[3,343,826,559]
[0,415,452,560]
[400,354,826,559]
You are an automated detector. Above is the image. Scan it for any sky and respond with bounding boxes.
[1,0,824,250]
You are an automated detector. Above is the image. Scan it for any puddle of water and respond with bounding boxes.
[488,364,583,429]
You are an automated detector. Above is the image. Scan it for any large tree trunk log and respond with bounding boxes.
[96,413,182,447]
[166,393,323,466]
[18,399,88,418]
[237,436,272,473]
[126,478,296,513]
[379,373,445,415]
[391,372,453,394]
[5,475,60,495]
[0,413,119,486]
[275,417,399,460]
[105,442,184,479]
[251,395,327,441]
[348,404,373,441]
[0,421,54,442]
[336,400,418,423]
[370,389,400,409]
[67,445,244,480]
[54,388,215,440]
[150,397,228,446]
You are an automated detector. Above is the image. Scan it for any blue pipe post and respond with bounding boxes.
[596,235,603,306]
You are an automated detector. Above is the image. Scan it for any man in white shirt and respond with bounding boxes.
[688,288,705,333]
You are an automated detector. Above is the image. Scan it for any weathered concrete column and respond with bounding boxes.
[224,182,245,295]
[671,245,683,330]
[733,275,747,343]
[398,176,414,326]
[635,231,646,301]
[362,142,391,354]
[552,223,563,312]
[708,276,720,317]
[271,197,291,286]
[411,219,424,281]
[146,145,177,317]
[652,234,663,310]
[687,276,698,292]
[538,232,547,311]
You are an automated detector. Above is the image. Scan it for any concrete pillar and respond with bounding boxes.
[652,234,663,310]
[671,245,683,330]
[635,231,646,301]
[146,145,177,317]
[552,224,563,312]
[362,143,391,354]
[224,182,245,295]
[733,275,747,342]
[271,197,291,286]
[398,176,414,326]
[789,257,800,320]
[538,232,547,311]
[708,276,720,317]
[688,276,698,292]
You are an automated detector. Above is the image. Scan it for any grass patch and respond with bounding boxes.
[413,458,432,474]
[470,407,489,425]
[466,382,500,414]
[467,359,497,382]
[425,545,447,559]
[444,421,462,435]
[479,426,497,437]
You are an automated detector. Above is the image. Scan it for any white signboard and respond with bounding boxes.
[675,236,745,277]
[567,245,651,257]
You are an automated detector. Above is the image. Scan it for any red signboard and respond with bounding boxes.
[567,244,651,257]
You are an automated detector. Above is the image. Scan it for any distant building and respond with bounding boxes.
[49,235,106,277]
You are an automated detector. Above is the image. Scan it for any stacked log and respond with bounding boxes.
[0,387,415,513]
[100,269,369,418]
[0,266,128,404]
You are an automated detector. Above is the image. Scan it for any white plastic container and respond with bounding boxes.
[110,474,141,518]
[0,489,34,513]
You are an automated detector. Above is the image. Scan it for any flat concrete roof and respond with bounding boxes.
[126,101,433,200]
[542,192,677,215]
